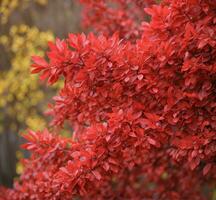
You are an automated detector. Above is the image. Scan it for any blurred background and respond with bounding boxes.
[0,0,81,187]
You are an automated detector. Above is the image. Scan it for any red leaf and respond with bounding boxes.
[92,170,102,180]
[32,56,48,67]
[203,163,212,175]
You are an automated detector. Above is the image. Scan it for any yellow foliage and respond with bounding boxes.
[0,0,48,24]
[35,0,48,6]
[15,151,24,175]
[0,25,54,134]
[0,0,18,24]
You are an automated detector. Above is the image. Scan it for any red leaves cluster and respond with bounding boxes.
[79,0,157,41]
[2,0,216,199]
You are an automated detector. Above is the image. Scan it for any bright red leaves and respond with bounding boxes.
[1,0,216,199]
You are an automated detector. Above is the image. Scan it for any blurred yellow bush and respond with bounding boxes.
[0,24,54,134]
[0,0,48,24]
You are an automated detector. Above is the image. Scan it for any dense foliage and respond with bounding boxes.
[1,0,216,199]
[80,0,157,41]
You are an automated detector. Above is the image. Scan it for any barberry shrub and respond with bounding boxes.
[1,0,216,199]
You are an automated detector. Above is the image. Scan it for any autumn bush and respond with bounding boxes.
[1,0,216,199]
